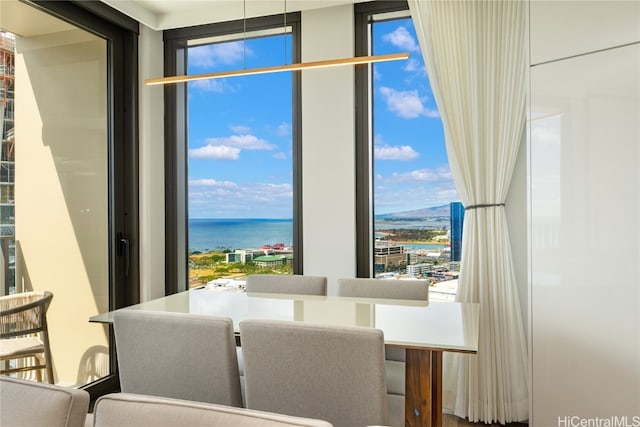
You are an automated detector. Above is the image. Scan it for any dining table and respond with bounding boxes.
[90,285,479,427]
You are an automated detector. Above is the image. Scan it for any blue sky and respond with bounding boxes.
[187,18,457,219]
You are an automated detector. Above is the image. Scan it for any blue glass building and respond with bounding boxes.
[450,202,464,262]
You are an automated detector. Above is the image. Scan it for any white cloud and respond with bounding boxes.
[188,181,294,218]
[374,165,458,210]
[189,145,240,160]
[379,86,440,119]
[276,122,291,137]
[190,79,226,93]
[404,58,426,75]
[188,41,250,68]
[374,145,419,161]
[231,125,251,134]
[188,178,238,188]
[190,133,275,161]
[383,166,452,183]
[374,177,459,211]
[376,189,452,211]
[205,134,275,150]
[382,26,420,52]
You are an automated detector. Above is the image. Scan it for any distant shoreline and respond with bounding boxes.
[190,218,293,222]
[394,240,448,245]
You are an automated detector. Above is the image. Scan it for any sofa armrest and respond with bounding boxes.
[0,377,89,427]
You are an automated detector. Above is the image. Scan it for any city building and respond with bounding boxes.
[450,201,464,262]
[225,249,268,264]
[373,241,407,272]
[0,32,14,295]
[253,255,291,269]
[406,263,432,277]
[207,278,246,290]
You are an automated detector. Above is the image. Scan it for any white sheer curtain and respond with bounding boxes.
[407,1,528,423]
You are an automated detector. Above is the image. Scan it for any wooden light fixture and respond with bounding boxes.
[144,52,409,86]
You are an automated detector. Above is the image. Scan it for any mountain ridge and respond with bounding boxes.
[376,204,451,219]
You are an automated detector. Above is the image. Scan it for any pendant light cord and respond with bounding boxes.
[283,0,287,65]
[243,0,247,69]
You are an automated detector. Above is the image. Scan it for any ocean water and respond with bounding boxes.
[189,219,293,252]
[189,218,451,252]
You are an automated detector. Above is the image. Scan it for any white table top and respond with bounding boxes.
[90,287,479,353]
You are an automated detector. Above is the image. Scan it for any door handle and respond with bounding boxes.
[117,233,130,277]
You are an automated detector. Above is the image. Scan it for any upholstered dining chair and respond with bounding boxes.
[0,291,54,383]
[239,319,388,427]
[336,277,429,303]
[245,274,327,296]
[336,277,429,427]
[112,310,243,407]
[240,273,328,401]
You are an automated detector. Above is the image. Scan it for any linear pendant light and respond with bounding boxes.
[144,52,409,86]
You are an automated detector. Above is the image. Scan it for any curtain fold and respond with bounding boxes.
[407,1,529,423]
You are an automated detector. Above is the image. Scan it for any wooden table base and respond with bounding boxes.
[405,348,443,427]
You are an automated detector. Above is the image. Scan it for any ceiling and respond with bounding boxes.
[0,0,76,37]
[0,0,368,40]
[98,0,367,31]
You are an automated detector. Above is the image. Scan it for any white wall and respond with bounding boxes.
[138,24,165,301]
[529,1,640,424]
[301,5,357,294]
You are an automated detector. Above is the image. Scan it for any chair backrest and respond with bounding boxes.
[112,310,243,407]
[93,393,334,427]
[245,274,327,296]
[1,291,55,383]
[0,291,53,339]
[337,278,428,365]
[239,320,388,427]
[336,278,429,301]
[0,376,89,427]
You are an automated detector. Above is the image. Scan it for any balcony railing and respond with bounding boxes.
[0,34,16,52]
[0,225,14,237]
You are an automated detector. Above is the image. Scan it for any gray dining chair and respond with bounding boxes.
[112,310,243,407]
[239,319,388,427]
[240,273,328,402]
[336,277,429,303]
[245,274,327,296]
[336,277,429,427]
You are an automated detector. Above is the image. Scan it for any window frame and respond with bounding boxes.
[163,13,302,295]
[354,1,410,278]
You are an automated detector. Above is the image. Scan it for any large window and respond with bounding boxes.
[356,3,461,300]
[165,14,301,293]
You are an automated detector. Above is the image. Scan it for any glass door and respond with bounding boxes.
[0,1,137,388]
